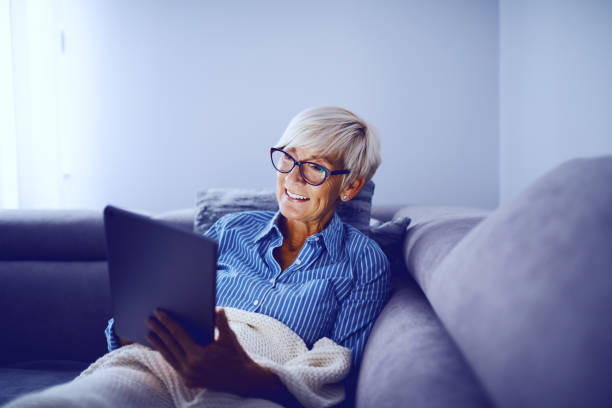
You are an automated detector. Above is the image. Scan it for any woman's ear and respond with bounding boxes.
[340,177,366,202]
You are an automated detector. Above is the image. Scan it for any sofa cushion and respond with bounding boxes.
[396,205,490,285]
[193,180,375,235]
[0,361,87,406]
[152,208,196,232]
[356,276,492,408]
[417,156,612,407]
[370,204,406,223]
[0,261,111,365]
[0,210,106,261]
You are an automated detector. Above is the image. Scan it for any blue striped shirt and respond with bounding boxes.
[106,210,391,371]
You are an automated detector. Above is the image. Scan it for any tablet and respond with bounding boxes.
[103,205,217,347]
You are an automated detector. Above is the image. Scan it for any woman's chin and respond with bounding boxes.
[279,196,311,220]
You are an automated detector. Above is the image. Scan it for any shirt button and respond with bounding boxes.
[253,299,259,306]
[295,259,301,265]
[314,237,319,241]
[269,279,275,284]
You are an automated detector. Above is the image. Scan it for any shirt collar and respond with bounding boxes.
[254,210,345,261]
[254,210,283,243]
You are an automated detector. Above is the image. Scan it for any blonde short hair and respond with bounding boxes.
[274,106,381,189]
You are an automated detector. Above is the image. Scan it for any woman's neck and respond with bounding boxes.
[279,210,334,251]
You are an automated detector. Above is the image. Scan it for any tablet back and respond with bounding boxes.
[103,205,217,347]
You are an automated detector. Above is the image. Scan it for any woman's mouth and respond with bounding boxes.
[285,188,310,202]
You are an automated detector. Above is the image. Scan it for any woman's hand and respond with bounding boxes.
[145,308,258,395]
[147,308,301,406]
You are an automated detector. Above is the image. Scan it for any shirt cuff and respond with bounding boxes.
[105,317,121,352]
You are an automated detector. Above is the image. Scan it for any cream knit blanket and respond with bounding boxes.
[6,308,351,408]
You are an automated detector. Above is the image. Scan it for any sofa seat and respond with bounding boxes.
[0,361,88,406]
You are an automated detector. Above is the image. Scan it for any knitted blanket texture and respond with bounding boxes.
[6,308,351,408]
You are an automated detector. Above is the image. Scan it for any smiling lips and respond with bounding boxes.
[285,188,310,201]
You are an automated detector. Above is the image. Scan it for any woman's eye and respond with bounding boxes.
[310,164,326,173]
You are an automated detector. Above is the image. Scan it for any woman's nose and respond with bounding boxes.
[286,164,305,184]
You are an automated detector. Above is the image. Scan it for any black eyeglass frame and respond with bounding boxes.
[270,147,351,186]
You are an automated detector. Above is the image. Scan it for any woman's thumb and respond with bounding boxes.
[215,308,233,339]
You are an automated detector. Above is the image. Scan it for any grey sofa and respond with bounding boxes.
[1,156,611,407]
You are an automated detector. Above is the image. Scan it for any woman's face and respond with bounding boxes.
[275,146,344,229]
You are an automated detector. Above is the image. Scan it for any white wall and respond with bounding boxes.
[11,0,499,212]
[499,0,612,205]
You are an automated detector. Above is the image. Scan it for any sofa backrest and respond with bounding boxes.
[0,204,403,365]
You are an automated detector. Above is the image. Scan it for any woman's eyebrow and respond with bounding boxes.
[287,148,329,163]
[304,155,331,165]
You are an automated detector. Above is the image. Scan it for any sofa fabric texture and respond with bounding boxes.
[356,276,492,408]
[0,261,110,365]
[0,361,87,406]
[0,210,106,261]
[399,206,490,288]
[418,156,612,408]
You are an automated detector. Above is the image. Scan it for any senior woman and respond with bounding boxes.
[126,106,389,406]
[7,106,390,408]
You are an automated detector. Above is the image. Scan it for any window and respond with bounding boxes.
[0,0,19,209]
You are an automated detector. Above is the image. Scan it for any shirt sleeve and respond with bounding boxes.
[105,317,121,352]
[202,220,220,241]
[330,242,392,371]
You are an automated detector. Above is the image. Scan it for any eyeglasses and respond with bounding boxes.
[270,147,350,186]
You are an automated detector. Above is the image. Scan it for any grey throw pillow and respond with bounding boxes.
[194,189,278,234]
[194,180,375,236]
[369,216,412,266]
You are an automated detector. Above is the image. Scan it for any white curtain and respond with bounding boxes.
[2,0,65,209]
[0,0,19,209]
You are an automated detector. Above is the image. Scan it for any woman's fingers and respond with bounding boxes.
[215,308,239,345]
[146,314,186,359]
[215,308,230,331]
[154,309,198,350]
[146,330,181,371]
